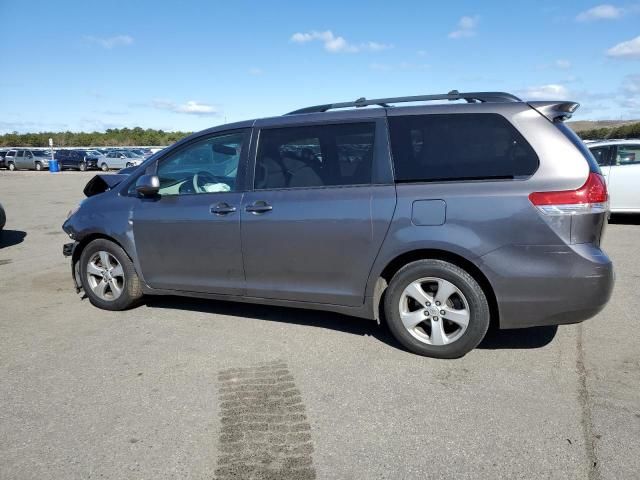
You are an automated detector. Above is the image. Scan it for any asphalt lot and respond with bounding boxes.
[1,170,638,480]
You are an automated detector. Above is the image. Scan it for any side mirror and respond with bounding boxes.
[120,155,126,159]
[135,174,160,196]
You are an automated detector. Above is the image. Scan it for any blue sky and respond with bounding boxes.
[1,0,640,133]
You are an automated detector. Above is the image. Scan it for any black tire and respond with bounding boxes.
[126,162,133,168]
[101,163,109,172]
[79,239,143,311]
[8,162,15,171]
[384,259,490,359]
[79,162,87,171]
[35,162,42,171]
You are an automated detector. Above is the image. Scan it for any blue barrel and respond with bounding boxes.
[49,159,60,173]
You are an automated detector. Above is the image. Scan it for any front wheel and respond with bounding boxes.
[34,162,42,171]
[79,239,143,310]
[125,162,133,168]
[101,163,109,172]
[79,162,87,171]
[8,162,15,171]
[384,259,490,358]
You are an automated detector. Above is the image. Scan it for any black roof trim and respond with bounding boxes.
[286,90,522,115]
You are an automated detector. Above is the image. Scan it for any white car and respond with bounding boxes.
[588,140,640,213]
[99,150,143,171]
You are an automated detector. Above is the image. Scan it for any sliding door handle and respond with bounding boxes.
[245,201,273,214]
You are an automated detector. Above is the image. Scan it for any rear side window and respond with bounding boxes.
[588,146,612,167]
[389,113,539,182]
[255,122,375,189]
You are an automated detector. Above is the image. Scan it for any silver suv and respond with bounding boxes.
[5,149,50,171]
[62,91,614,358]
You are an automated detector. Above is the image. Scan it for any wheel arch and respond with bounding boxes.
[71,233,140,289]
[374,249,500,329]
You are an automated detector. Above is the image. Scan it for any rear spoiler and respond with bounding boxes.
[83,174,129,197]
[528,101,580,122]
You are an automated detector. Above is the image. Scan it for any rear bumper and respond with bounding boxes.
[479,243,614,329]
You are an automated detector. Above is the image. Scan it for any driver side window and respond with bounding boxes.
[156,131,248,196]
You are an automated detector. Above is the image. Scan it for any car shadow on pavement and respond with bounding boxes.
[478,325,558,350]
[144,296,558,352]
[609,214,640,225]
[0,230,27,249]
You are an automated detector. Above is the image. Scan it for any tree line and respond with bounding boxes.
[0,128,192,147]
[576,121,640,140]
[3,121,640,147]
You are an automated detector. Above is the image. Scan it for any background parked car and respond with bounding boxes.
[5,149,50,171]
[55,150,100,171]
[99,150,143,170]
[0,149,8,168]
[588,139,640,213]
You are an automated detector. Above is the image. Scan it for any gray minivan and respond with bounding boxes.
[62,91,614,358]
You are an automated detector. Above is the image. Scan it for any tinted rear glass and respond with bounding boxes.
[389,113,539,182]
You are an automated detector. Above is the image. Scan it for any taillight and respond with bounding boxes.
[529,172,608,215]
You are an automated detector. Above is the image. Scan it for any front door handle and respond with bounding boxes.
[245,201,273,214]
[210,203,237,215]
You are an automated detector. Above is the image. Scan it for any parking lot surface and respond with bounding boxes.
[1,171,638,479]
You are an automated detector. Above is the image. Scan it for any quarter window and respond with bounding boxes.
[155,131,248,196]
[388,113,539,182]
[615,145,640,166]
[255,122,376,189]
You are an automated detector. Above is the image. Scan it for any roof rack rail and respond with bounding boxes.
[286,90,522,115]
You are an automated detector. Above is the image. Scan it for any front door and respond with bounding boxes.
[241,121,395,307]
[132,129,251,294]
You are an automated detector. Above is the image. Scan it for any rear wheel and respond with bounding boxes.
[384,259,490,358]
[79,239,143,311]
[8,162,15,171]
[34,162,42,171]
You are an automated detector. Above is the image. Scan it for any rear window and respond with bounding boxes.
[556,123,601,173]
[388,113,539,182]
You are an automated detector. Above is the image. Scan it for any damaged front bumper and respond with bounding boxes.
[63,242,83,293]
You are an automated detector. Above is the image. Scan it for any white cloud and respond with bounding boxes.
[576,4,624,21]
[622,74,640,93]
[607,35,640,58]
[290,30,392,53]
[520,84,571,100]
[448,16,479,39]
[248,67,263,76]
[151,99,218,116]
[84,34,134,49]
[554,59,572,69]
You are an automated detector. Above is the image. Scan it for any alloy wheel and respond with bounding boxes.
[399,277,470,346]
[86,251,125,301]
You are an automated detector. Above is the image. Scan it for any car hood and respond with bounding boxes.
[83,174,129,197]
